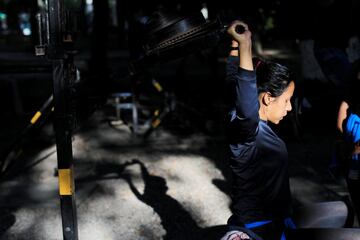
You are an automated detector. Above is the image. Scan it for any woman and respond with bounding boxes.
[221,21,296,240]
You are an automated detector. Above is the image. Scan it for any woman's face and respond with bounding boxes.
[267,81,295,124]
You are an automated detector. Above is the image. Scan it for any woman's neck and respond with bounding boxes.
[258,104,268,122]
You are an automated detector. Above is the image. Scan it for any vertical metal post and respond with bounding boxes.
[47,0,78,239]
[52,59,78,240]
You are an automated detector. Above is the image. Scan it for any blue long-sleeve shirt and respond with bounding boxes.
[226,56,292,225]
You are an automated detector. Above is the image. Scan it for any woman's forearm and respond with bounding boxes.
[337,101,349,133]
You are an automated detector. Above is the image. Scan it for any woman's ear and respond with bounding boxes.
[262,92,274,106]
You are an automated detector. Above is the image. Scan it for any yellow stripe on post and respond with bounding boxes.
[152,119,161,128]
[58,169,73,195]
[30,111,42,124]
[152,80,163,92]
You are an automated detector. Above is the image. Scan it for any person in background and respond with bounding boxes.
[221,20,296,240]
[336,59,360,222]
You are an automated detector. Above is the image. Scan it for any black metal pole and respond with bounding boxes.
[47,0,78,238]
[52,59,78,240]
[0,95,53,178]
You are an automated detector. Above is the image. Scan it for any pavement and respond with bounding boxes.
[0,38,359,240]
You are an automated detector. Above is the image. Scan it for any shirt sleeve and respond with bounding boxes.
[226,56,259,143]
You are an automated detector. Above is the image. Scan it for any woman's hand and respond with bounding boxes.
[221,230,251,240]
[353,142,360,155]
[227,21,251,48]
[227,20,253,71]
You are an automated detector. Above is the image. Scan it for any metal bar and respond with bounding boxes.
[34,0,79,238]
[52,59,78,240]
[0,95,54,177]
[48,0,64,59]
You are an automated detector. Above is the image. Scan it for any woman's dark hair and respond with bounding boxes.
[253,57,293,97]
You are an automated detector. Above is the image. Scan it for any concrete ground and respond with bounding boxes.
[0,109,234,240]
